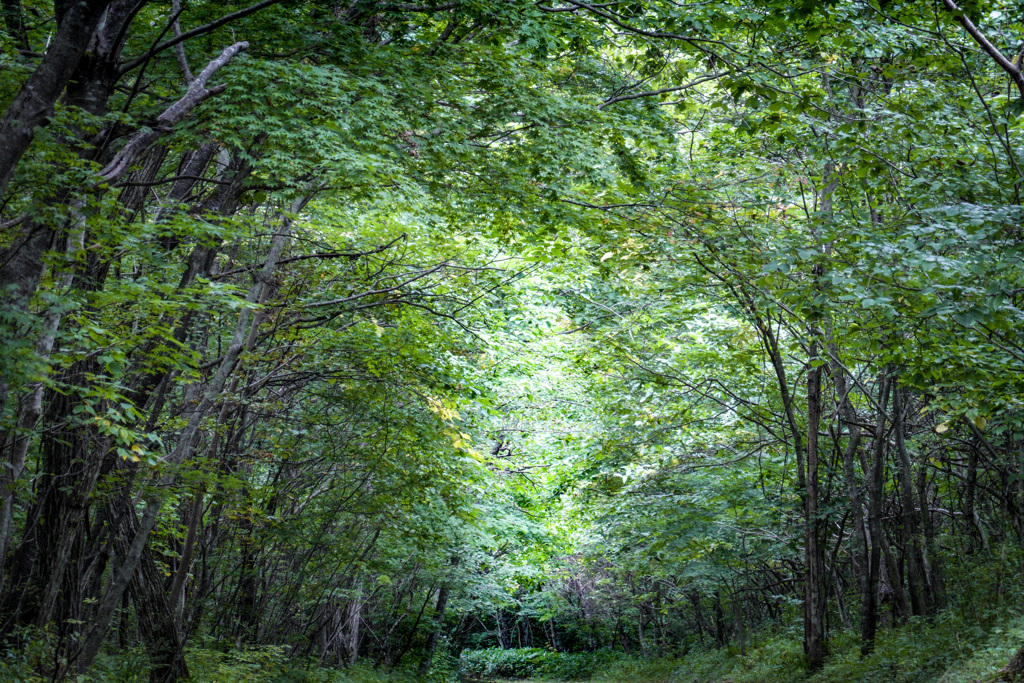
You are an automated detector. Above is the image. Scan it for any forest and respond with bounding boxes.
[1,0,1024,681]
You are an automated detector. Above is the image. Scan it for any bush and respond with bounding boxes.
[588,655,680,683]
[186,645,285,682]
[459,647,622,680]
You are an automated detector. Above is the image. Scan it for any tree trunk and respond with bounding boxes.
[418,556,458,676]
[829,341,871,654]
[1,360,109,655]
[862,372,892,653]
[70,198,307,675]
[803,337,826,671]
[691,590,706,646]
[714,590,725,647]
[346,589,362,666]
[966,436,983,552]
[0,0,115,199]
[1000,643,1024,682]
[126,539,190,683]
[892,383,929,615]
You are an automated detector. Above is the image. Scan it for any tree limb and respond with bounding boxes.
[940,0,1024,99]
[119,0,277,74]
[100,42,248,182]
[600,71,727,108]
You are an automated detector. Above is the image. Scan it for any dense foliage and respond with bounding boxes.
[2,0,1024,681]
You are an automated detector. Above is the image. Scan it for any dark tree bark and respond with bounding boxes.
[713,590,725,647]
[235,514,260,641]
[892,383,930,616]
[0,0,151,425]
[1001,642,1024,682]
[418,556,458,675]
[862,373,893,652]
[0,362,111,672]
[691,590,706,646]
[122,516,191,683]
[804,337,826,671]
[829,342,871,655]
[965,434,983,552]
[0,0,116,199]
[72,196,308,673]
[0,40,247,329]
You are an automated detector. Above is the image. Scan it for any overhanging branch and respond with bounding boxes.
[100,42,248,182]
[940,0,1024,99]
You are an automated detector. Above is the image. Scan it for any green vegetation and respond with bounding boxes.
[2,0,1024,681]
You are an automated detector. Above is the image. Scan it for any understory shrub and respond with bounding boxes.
[587,655,681,683]
[459,647,622,680]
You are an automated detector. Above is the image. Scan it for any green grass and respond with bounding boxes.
[585,610,1024,683]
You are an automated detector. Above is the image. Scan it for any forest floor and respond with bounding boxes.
[76,602,1024,683]
[462,605,1024,683]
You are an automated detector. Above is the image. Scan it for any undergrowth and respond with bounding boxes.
[0,640,461,683]
[588,600,1024,683]
[4,560,1023,683]
[459,647,621,680]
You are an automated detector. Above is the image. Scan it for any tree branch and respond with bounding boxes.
[100,42,248,182]
[119,0,278,74]
[304,264,447,308]
[940,0,1024,99]
[214,234,408,279]
[171,0,195,83]
[379,2,458,11]
[112,173,231,188]
[599,71,727,108]
[538,0,734,55]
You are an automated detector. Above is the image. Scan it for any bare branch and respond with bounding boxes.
[171,0,195,83]
[119,0,278,74]
[538,0,734,55]
[100,42,249,182]
[112,173,231,188]
[379,2,458,10]
[304,264,447,308]
[940,0,1024,99]
[600,71,727,108]
[214,234,408,279]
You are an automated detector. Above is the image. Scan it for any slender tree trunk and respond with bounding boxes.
[125,536,190,682]
[235,514,260,642]
[0,359,110,655]
[691,590,706,646]
[69,197,308,677]
[804,337,826,671]
[966,437,982,552]
[714,590,725,647]
[862,372,892,653]
[167,492,204,626]
[892,383,929,615]
[418,556,458,676]
[828,341,872,654]
[0,225,84,584]
[735,592,747,657]
[346,588,362,666]
[1015,439,1024,571]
